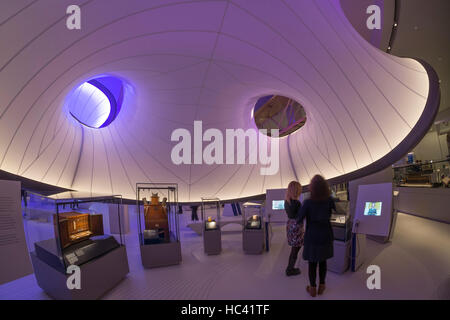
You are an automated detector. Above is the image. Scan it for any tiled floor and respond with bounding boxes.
[1,211,449,300]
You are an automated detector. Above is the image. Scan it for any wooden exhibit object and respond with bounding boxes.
[143,193,169,242]
[54,212,104,248]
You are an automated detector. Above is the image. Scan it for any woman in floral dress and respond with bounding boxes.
[284,181,305,276]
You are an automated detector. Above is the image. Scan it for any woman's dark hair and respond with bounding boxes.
[309,175,330,201]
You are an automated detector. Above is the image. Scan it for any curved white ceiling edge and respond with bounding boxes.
[0,0,440,202]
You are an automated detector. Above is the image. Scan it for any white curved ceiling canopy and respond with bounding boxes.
[68,81,111,128]
[0,0,439,202]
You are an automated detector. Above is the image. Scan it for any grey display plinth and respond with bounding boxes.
[140,241,182,268]
[243,228,265,254]
[203,229,221,255]
[328,240,350,273]
[31,246,129,300]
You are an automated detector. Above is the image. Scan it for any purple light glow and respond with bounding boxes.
[68,76,124,129]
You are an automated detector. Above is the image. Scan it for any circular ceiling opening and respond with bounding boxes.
[67,76,124,128]
[253,95,307,137]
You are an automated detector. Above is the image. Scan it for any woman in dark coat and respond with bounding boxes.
[284,181,305,276]
[299,175,335,297]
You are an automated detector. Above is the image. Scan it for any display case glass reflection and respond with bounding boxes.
[142,193,170,244]
[330,200,351,241]
[246,214,262,229]
[201,198,222,231]
[137,184,180,246]
[55,212,104,248]
[28,192,124,273]
[205,216,219,230]
[242,202,264,230]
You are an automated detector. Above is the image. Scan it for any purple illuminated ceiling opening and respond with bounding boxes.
[68,76,124,128]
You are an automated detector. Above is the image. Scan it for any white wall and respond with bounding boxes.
[412,129,449,161]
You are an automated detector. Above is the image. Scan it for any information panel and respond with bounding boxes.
[0,180,33,285]
[265,189,287,223]
[353,183,393,237]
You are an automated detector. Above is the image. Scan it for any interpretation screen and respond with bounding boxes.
[363,202,382,216]
[272,200,285,210]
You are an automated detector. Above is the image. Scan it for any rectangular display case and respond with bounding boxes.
[242,202,265,254]
[246,215,262,229]
[330,200,352,242]
[136,183,181,268]
[205,217,219,230]
[201,197,222,255]
[55,212,103,248]
[28,192,129,299]
[327,200,351,274]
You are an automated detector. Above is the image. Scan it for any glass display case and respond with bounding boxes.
[393,159,450,188]
[242,201,266,254]
[201,197,222,255]
[136,183,180,246]
[201,197,221,231]
[246,215,262,229]
[327,199,352,274]
[28,192,124,273]
[136,183,181,268]
[205,216,219,230]
[27,191,129,299]
[242,201,263,230]
[330,200,352,242]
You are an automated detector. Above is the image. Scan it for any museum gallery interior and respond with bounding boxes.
[0,0,449,300]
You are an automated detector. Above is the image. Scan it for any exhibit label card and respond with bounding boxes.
[0,180,33,285]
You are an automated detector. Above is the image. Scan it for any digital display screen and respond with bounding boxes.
[272,200,284,210]
[364,202,382,216]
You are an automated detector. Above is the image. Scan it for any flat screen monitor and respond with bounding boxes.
[353,183,392,236]
[266,188,288,223]
[272,200,284,210]
[363,202,382,216]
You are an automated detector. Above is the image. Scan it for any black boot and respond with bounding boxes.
[286,268,301,276]
[286,249,301,276]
